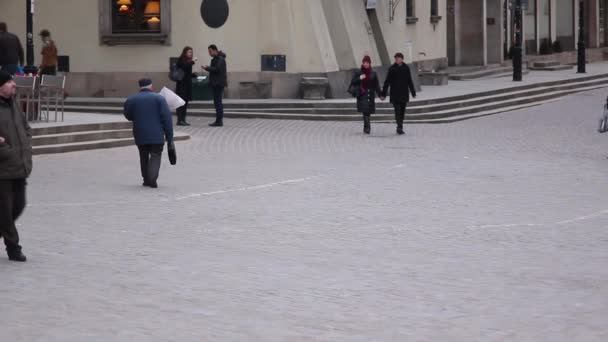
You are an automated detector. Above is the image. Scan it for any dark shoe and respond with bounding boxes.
[176,121,186,126]
[183,121,191,126]
[397,129,405,135]
[209,122,223,127]
[148,182,158,189]
[364,126,370,134]
[8,250,27,262]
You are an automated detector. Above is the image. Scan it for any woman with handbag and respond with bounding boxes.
[349,56,384,134]
[175,46,197,126]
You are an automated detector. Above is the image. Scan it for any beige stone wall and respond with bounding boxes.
[0,0,447,73]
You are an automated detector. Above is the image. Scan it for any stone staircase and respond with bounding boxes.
[32,122,190,155]
[528,60,574,71]
[60,73,608,124]
[448,65,529,80]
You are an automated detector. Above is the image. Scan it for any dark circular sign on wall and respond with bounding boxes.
[201,0,229,29]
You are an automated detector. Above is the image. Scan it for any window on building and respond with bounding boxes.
[406,0,415,17]
[112,0,161,34]
[431,0,439,16]
[99,0,171,45]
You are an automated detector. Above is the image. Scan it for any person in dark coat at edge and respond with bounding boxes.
[124,78,174,189]
[350,55,383,134]
[0,70,32,262]
[0,22,25,75]
[203,44,227,127]
[382,52,417,135]
[175,46,197,126]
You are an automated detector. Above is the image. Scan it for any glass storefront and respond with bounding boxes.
[556,0,574,50]
[525,0,537,54]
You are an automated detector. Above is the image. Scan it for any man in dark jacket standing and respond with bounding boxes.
[124,79,174,188]
[0,23,25,75]
[382,53,416,135]
[203,44,227,127]
[0,71,31,262]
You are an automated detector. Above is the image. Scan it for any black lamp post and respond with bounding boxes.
[512,0,523,81]
[23,0,38,74]
[577,0,586,73]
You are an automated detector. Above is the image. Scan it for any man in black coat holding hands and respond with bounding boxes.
[382,53,416,135]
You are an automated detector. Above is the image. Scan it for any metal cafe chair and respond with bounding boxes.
[14,75,39,121]
[38,75,66,122]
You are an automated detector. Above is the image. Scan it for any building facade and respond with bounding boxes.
[1,0,606,98]
[0,0,446,98]
[448,0,608,66]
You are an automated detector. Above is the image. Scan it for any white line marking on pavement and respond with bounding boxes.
[174,175,324,201]
[463,209,608,230]
[30,174,327,208]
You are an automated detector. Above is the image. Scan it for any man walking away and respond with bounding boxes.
[203,44,227,127]
[382,53,416,135]
[0,23,25,75]
[0,70,32,262]
[124,79,174,189]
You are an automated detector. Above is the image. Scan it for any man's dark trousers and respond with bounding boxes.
[0,179,26,253]
[212,86,224,124]
[138,144,164,185]
[393,102,407,131]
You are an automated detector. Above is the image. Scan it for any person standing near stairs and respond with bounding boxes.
[0,70,32,262]
[203,44,227,127]
[124,78,174,189]
[382,53,416,135]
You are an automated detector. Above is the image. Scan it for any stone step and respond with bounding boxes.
[528,65,574,71]
[532,60,561,68]
[60,76,608,120]
[32,121,132,136]
[33,132,190,155]
[63,73,608,109]
[448,66,514,80]
[80,82,600,123]
[32,129,133,146]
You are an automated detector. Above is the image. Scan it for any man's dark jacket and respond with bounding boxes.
[0,97,32,180]
[382,63,416,104]
[124,89,174,145]
[206,52,227,88]
[0,32,25,66]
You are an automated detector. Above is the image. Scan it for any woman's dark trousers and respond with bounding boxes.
[177,101,189,123]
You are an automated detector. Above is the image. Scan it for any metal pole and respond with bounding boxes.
[512,0,523,81]
[577,0,586,73]
[23,0,37,74]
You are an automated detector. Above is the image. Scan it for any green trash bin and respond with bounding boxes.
[192,76,213,101]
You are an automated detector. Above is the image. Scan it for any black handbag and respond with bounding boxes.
[167,141,177,165]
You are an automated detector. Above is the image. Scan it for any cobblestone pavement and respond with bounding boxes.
[2,89,608,341]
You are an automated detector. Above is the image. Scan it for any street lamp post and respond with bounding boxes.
[512,0,523,81]
[23,0,38,74]
[577,0,586,73]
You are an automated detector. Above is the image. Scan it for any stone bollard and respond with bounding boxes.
[300,77,329,100]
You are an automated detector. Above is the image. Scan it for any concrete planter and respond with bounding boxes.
[300,77,329,100]
[419,71,449,86]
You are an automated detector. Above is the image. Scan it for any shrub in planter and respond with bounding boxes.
[539,39,554,55]
[552,40,563,53]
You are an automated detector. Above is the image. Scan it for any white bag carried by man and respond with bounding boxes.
[159,87,186,111]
